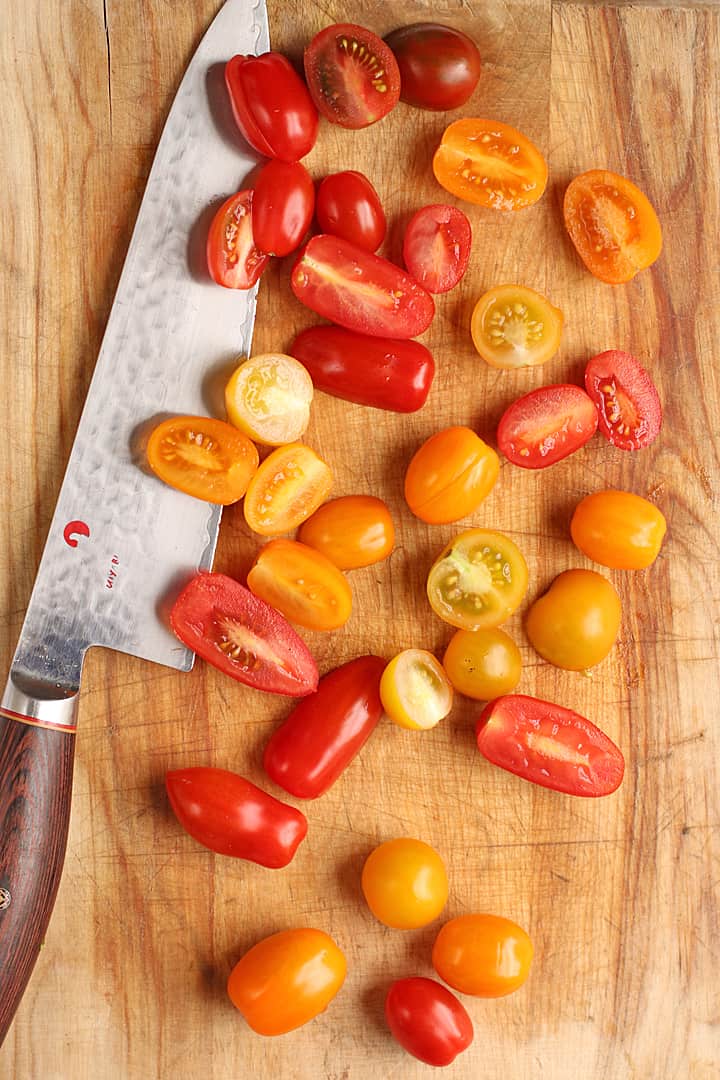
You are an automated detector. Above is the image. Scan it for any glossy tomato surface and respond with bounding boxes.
[427,529,529,630]
[146,415,258,505]
[585,350,662,451]
[227,928,346,1036]
[497,384,598,469]
[243,443,333,536]
[526,569,621,670]
[385,977,473,1067]
[290,325,435,411]
[433,118,547,210]
[206,190,269,290]
[471,284,563,369]
[443,628,522,700]
[380,649,454,731]
[225,353,313,446]
[362,839,448,929]
[225,52,318,161]
[298,495,395,570]
[264,655,385,798]
[170,573,318,696]
[165,767,307,868]
[247,538,352,632]
[304,24,400,129]
[405,426,499,524]
[252,160,314,257]
[571,489,667,569]
[316,171,386,252]
[432,914,533,997]
[385,23,481,110]
[403,204,472,293]
[291,235,435,339]
[477,695,625,796]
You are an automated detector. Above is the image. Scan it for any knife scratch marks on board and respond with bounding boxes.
[102,0,113,133]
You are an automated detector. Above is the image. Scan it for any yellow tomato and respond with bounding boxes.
[225,353,314,445]
[443,628,521,700]
[361,838,449,929]
[427,529,529,631]
[526,569,621,670]
[380,649,454,730]
[471,285,563,369]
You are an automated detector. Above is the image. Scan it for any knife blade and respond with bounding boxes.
[0,0,269,1043]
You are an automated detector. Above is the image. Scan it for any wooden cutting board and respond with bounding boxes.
[1,1,719,1077]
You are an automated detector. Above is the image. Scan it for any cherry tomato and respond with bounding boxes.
[225,52,318,162]
[264,656,385,798]
[526,569,621,671]
[361,838,448,929]
[403,205,472,294]
[585,349,662,451]
[304,24,401,129]
[290,326,435,412]
[571,489,667,570]
[471,284,563,369]
[385,977,473,1067]
[165,767,307,868]
[252,160,314,257]
[385,23,481,111]
[433,119,548,210]
[206,190,269,290]
[476,694,625,796]
[427,529,529,631]
[291,235,435,339]
[146,415,258,505]
[563,169,662,284]
[443,628,521,700]
[432,914,533,997]
[316,171,386,252]
[298,495,395,570]
[380,650,453,731]
[225,353,313,446]
[227,928,346,1036]
[497,384,598,469]
[405,426,499,525]
[247,538,352,632]
[170,572,318,696]
[243,443,333,536]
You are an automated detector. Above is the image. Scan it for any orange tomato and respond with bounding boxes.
[361,838,448,929]
[243,443,333,535]
[433,118,548,211]
[427,529,529,631]
[470,285,563,370]
[432,914,533,997]
[298,494,395,570]
[563,169,662,284]
[570,489,667,570]
[146,415,258,505]
[405,426,499,525]
[442,628,521,700]
[247,538,352,632]
[526,569,621,670]
[227,928,346,1035]
[380,649,454,730]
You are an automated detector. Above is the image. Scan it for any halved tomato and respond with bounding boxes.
[316,171,387,253]
[470,285,563,369]
[206,190,269,290]
[146,416,259,504]
[404,426,499,524]
[304,24,400,129]
[298,495,395,570]
[247,539,352,632]
[403,205,472,294]
[379,649,453,731]
[170,572,318,696]
[584,350,662,451]
[427,529,528,630]
[225,52,318,162]
[225,353,314,446]
[497,384,598,469]
[243,443,333,536]
[433,119,547,210]
[252,160,315,258]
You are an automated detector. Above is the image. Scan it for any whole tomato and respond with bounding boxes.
[361,838,448,929]
[252,160,315,257]
[432,913,533,997]
[316,171,387,252]
[570,489,667,569]
[385,23,481,110]
[525,569,621,670]
[385,977,473,1066]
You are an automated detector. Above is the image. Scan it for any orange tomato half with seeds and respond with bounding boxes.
[247,538,352,631]
[243,443,333,536]
[433,118,548,211]
[146,415,258,505]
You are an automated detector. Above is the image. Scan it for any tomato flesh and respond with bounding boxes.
[243,443,333,536]
[385,977,473,1067]
[225,53,318,162]
[427,529,528,630]
[585,349,662,450]
[405,426,499,524]
[247,539,352,632]
[252,160,315,257]
[571,489,667,570]
[471,284,563,369]
[146,415,258,504]
[304,24,400,129]
[361,839,448,929]
[380,650,453,731]
[298,495,395,570]
[316,171,387,252]
[403,204,472,294]
[225,353,313,446]
[206,190,269,290]
[432,914,533,997]
[385,23,481,111]
[526,569,621,671]
[497,384,598,469]
[433,118,548,210]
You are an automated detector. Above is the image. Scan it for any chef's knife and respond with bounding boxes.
[0,0,269,1043]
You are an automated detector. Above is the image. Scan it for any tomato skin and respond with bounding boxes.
[433,118,548,210]
[585,350,662,451]
[264,656,385,798]
[206,190,269,290]
[471,284,563,370]
[291,235,435,339]
[427,529,529,631]
[225,53,318,162]
[247,539,352,632]
[298,495,395,570]
[316,171,387,253]
[146,415,259,505]
[380,650,454,731]
[304,24,400,129]
[443,628,522,700]
[526,569,621,670]
[403,205,472,294]
[497,384,599,469]
[361,839,448,929]
[385,23,481,111]
[405,426,499,524]
[170,572,318,697]
[476,694,625,796]
[290,326,434,412]
[385,977,473,1067]
[252,160,315,257]
[571,489,667,570]
[243,443,333,536]
[432,914,533,997]
[227,928,346,1036]
[165,767,307,868]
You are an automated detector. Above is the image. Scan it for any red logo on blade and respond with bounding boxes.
[63,520,90,547]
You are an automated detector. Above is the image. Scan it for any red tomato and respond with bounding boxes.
[165,767,307,868]
[290,326,434,412]
[585,350,662,451]
[170,572,318,697]
[252,160,315,257]
[385,977,474,1067]
[206,190,269,290]
[304,24,400,129]
[225,52,318,161]
[497,384,599,469]
[263,656,385,798]
[403,205,472,294]
[476,694,625,797]
[316,171,387,253]
[291,236,435,339]
[385,23,481,111]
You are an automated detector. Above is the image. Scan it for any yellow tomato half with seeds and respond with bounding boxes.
[427,529,529,631]
[243,443,333,536]
[225,353,314,446]
[471,285,563,369]
[380,649,454,731]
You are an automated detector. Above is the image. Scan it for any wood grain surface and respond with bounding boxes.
[1,1,719,1077]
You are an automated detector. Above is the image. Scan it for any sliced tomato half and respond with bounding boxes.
[497,384,598,469]
[207,190,269,290]
[402,205,472,294]
[584,350,662,451]
[304,24,401,129]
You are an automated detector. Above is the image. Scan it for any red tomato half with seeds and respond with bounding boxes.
[316,171,387,252]
[252,160,315,257]
[497,384,599,469]
[403,204,472,294]
[385,977,473,1067]
[170,572,318,697]
[584,349,662,451]
[225,52,318,161]
[476,694,625,797]
[304,24,400,129]
[207,190,269,290]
